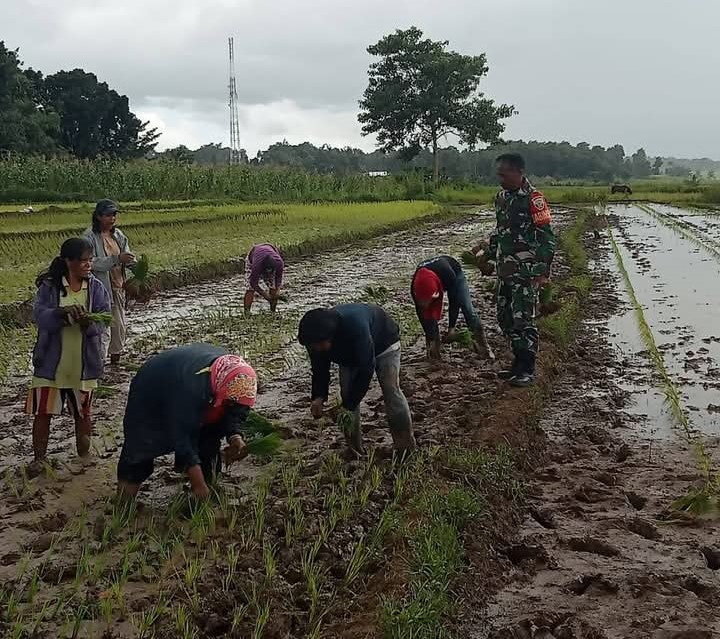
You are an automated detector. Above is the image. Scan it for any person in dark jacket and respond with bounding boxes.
[116,344,257,501]
[26,238,111,469]
[298,303,415,456]
[411,255,494,362]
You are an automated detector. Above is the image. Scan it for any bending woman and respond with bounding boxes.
[117,343,257,501]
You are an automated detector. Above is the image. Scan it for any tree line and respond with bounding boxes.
[0,42,158,159]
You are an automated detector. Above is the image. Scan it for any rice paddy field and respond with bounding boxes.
[1,186,720,637]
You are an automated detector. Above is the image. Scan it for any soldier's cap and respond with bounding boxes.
[94,199,119,216]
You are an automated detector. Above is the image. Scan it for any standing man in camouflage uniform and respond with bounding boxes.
[474,153,555,387]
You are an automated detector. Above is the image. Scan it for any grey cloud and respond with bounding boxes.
[4,0,720,157]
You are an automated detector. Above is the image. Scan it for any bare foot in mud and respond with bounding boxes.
[26,459,46,479]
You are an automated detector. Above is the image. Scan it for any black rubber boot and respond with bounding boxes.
[498,356,520,380]
[510,351,536,388]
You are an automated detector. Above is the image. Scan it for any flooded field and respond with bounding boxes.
[2,203,720,638]
[607,204,720,438]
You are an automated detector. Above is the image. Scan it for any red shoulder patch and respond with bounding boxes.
[530,191,552,225]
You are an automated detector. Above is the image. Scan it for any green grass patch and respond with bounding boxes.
[378,446,521,639]
[537,211,592,346]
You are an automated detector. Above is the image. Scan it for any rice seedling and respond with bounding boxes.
[86,311,113,326]
[125,254,152,302]
[253,481,269,542]
[230,604,248,635]
[245,433,283,457]
[252,601,271,639]
[344,536,371,587]
[132,593,166,638]
[263,542,277,585]
[173,605,198,639]
[222,545,240,593]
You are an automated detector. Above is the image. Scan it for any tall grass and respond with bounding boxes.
[0,156,431,203]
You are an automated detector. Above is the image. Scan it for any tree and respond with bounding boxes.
[652,156,663,175]
[160,145,195,164]
[630,148,652,178]
[0,42,59,153]
[43,69,158,158]
[358,27,514,185]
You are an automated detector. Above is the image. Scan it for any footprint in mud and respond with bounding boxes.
[567,573,619,596]
[564,536,620,557]
[700,546,720,571]
[529,506,556,529]
[624,516,661,541]
[501,542,556,570]
[572,481,615,504]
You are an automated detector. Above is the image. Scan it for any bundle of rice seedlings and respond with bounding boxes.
[461,250,494,276]
[241,411,276,438]
[124,254,152,302]
[245,433,282,457]
[446,328,473,346]
[86,312,113,326]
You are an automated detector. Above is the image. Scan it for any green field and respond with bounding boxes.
[0,201,442,306]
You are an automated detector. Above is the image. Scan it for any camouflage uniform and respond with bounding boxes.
[487,178,555,356]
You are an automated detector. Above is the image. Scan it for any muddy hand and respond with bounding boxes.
[473,327,495,360]
[224,436,248,466]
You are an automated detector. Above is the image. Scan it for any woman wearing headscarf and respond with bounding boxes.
[84,199,135,365]
[116,343,257,501]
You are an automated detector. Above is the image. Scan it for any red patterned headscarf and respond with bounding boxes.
[210,355,257,408]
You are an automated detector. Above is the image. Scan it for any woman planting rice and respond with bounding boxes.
[84,199,136,365]
[243,243,284,313]
[26,237,111,471]
[116,344,259,501]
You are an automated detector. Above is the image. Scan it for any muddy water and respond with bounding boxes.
[128,216,494,339]
[0,211,495,484]
[606,204,720,438]
[651,202,720,247]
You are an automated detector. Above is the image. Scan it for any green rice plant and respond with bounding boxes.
[321,452,342,480]
[263,542,277,585]
[446,328,473,347]
[245,433,282,457]
[132,593,166,638]
[252,601,271,639]
[344,536,371,587]
[222,545,240,593]
[86,311,113,326]
[253,481,269,542]
[189,500,216,544]
[173,605,198,639]
[230,604,248,636]
[243,411,277,438]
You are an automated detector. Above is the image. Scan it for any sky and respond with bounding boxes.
[4,0,719,159]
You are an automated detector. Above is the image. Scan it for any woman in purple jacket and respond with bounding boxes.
[243,243,284,314]
[26,238,111,469]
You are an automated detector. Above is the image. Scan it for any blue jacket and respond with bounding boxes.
[307,304,400,411]
[32,275,110,381]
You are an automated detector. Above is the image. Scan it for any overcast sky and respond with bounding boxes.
[4,0,718,158]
